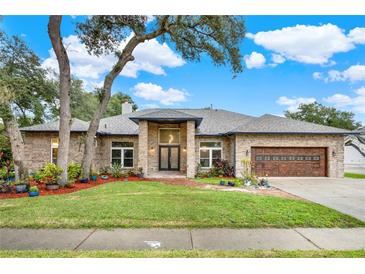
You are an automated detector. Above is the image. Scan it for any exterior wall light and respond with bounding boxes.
[332,150,336,157]
[183,147,187,152]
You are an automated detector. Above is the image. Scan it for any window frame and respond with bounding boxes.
[110,142,134,168]
[199,141,222,169]
[158,128,180,145]
[50,137,59,164]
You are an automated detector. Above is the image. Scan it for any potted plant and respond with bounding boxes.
[41,163,62,190]
[90,170,98,181]
[6,171,15,182]
[28,186,40,197]
[243,175,252,186]
[14,180,28,193]
[79,171,89,183]
[99,166,110,180]
[68,162,81,183]
[227,181,235,187]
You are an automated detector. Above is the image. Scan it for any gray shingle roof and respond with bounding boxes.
[98,113,139,135]
[228,114,351,134]
[20,118,89,132]
[354,127,365,134]
[20,109,352,135]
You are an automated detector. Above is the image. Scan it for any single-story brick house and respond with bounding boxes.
[20,103,350,178]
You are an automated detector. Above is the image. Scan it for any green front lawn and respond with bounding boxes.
[344,172,365,179]
[194,177,243,186]
[0,181,363,228]
[1,249,364,258]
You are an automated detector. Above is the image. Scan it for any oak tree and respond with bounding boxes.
[77,16,246,177]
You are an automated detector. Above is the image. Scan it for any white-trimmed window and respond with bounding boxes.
[111,142,134,168]
[199,142,222,168]
[51,138,59,164]
[159,128,180,144]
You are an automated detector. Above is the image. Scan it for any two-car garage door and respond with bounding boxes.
[251,147,327,177]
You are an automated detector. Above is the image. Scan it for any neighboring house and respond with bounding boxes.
[20,103,351,178]
[345,127,365,174]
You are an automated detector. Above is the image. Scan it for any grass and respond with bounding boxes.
[0,250,364,258]
[0,181,364,228]
[344,172,365,179]
[194,177,243,186]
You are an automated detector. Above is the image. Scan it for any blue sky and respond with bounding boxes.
[1,16,365,125]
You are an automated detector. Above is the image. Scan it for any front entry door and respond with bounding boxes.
[159,146,180,171]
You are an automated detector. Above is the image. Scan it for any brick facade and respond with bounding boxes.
[23,131,344,178]
[23,132,85,172]
[234,134,344,178]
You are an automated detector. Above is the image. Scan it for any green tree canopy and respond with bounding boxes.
[104,91,137,117]
[285,102,362,130]
[0,31,57,127]
[77,16,245,76]
[50,80,138,121]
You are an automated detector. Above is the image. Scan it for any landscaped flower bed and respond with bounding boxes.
[0,175,148,199]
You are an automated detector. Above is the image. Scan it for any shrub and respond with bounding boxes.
[0,167,7,180]
[29,186,39,192]
[99,166,110,175]
[195,163,207,178]
[40,163,63,184]
[111,163,122,178]
[211,159,235,177]
[14,180,27,185]
[68,163,81,182]
[33,171,44,182]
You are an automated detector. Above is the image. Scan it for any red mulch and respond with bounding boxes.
[0,176,149,199]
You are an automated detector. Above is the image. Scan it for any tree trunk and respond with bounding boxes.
[48,16,71,185]
[3,114,27,181]
[81,54,134,177]
[81,37,143,177]
[81,26,168,177]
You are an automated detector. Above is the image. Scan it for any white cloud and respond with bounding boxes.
[324,94,352,106]
[324,87,365,114]
[277,96,316,112]
[271,54,285,65]
[143,103,159,109]
[244,51,266,69]
[247,24,365,65]
[313,72,322,80]
[42,34,185,88]
[132,82,188,105]
[325,65,365,82]
[348,27,365,44]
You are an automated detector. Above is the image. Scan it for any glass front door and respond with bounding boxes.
[159,146,180,171]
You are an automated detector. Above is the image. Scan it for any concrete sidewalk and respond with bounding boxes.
[1,228,364,251]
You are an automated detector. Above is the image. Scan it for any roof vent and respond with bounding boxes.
[122,102,133,115]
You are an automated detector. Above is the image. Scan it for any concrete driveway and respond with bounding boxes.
[270,178,365,221]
